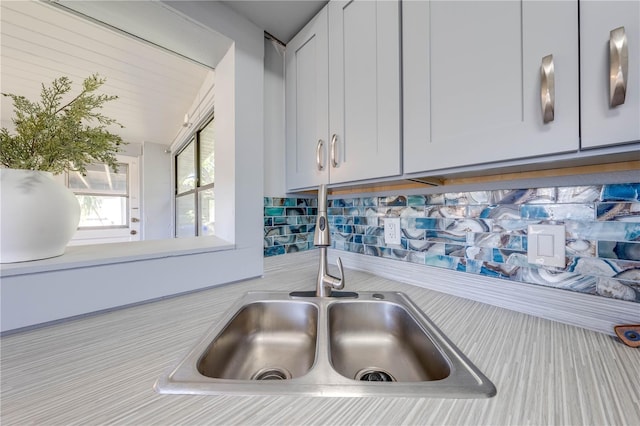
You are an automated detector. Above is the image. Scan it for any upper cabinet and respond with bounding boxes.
[285,7,329,189]
[580,1,640,149]
[285,0,636,191]
[327,0,401,184]
[286,0,401,191]
[403,1,580,174]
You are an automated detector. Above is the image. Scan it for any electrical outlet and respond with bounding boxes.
[527,224,566,267]
[384,218,401,245]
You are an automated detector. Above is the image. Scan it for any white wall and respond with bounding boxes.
[141,142,172,240]
[263,38,287,197]
[213,47,237,243]
[164,1,265,253]
[136,0,264,252]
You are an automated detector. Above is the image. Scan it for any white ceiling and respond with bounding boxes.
[0,1,211,148]
[56,0,234,69]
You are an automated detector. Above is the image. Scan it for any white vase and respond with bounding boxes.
[0,169,80,263]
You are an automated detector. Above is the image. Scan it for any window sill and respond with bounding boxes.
[0,236,234,277]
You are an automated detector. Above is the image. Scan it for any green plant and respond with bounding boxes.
[1,74,125,174]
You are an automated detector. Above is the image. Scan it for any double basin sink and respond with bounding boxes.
[154,291,496,398]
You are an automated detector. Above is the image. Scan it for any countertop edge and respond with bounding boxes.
[0,236,235,277]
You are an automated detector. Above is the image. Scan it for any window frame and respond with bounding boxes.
[66,162,131,230]
[174,115,215,237]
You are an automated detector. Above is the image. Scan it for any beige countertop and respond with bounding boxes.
[1,251,639,425]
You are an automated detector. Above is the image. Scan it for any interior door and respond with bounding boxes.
[68,155,140,245]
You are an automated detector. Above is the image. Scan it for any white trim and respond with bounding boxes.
[328,249,640,336]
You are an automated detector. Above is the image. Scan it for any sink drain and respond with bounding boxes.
[355,368,396,382]
[251,367,292,381]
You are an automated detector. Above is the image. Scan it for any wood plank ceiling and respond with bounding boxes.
[0,1,211,148]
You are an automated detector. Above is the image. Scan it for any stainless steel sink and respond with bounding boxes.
[328,301,451,382]
[197,301,318,380]
[155,291,496,398]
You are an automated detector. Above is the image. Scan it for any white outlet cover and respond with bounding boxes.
[384,218,401,245]
[527,224,566,268]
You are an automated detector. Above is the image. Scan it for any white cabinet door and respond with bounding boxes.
[403,1,579,174]
[285,7,329,190]
[581,1,640,148]
[328,0,401,184]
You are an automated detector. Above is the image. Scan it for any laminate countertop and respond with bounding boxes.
[1,251,639,425]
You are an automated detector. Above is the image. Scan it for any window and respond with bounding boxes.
[63,156,140,246]
[175,117,215,237]
[67,163,129,229]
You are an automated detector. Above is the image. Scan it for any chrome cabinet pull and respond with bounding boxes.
[330,134,338,167]
[316,139,324,171]
[540,54,555,124]
[610,26,628,107]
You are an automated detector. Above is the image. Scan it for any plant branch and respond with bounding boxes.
[0,74,125,174]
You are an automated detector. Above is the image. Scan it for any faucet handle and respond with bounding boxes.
[334,257,345,290]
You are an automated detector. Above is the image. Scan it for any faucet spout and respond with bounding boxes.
[314,184,345,297]
[316,247,344,297]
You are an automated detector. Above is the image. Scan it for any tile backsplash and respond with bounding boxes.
[264,197,317,256]
[265,183,639,303]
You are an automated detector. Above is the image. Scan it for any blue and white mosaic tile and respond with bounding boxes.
[263,197,317,257]
[265,183,640,303]
[600,183,640,201]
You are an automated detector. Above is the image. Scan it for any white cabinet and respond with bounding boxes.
[285,1,401,191]
[403,1,580,174]
[580,1,640,148]
[285,7,329,189]
[327,0,401,184]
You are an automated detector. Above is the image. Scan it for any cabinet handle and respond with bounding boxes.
[610,26,628,108]
[540,54,555,124]
[316,139,324,171]
[330,134,338,167]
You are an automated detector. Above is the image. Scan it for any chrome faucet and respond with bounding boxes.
[314,184,344,297]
